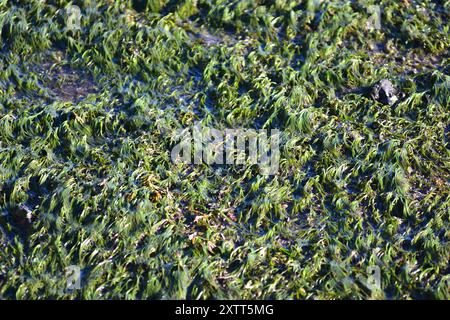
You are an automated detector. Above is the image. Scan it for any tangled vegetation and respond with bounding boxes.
[0,0,449,299]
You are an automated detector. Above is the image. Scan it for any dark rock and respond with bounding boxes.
[371,79,398,105]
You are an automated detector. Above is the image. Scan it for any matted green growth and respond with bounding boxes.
[0,0,449,299]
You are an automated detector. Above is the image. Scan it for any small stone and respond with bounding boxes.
[371,79,398,105]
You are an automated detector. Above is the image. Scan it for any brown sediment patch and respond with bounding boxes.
[33,51,99,102]
[189,29,234,46]
[183,22,239,48]
[366,41,447,75]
